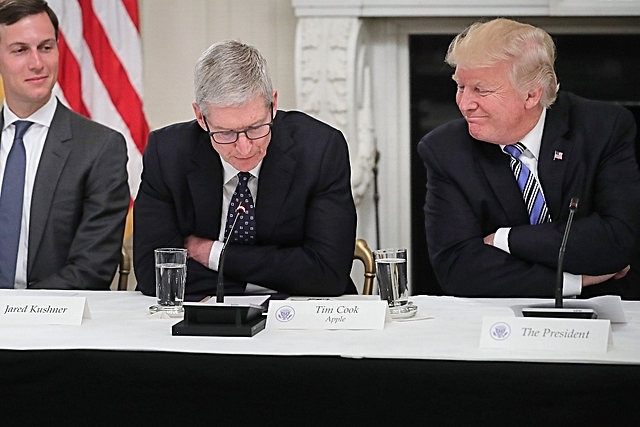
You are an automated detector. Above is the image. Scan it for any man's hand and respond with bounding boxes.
[483,233,496,246]
[582,265,630,287]
[184,235,214,267]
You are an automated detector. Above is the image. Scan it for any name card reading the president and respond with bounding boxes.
[480,316,612,353]
[266,300,388,330]
[0,296,91,325]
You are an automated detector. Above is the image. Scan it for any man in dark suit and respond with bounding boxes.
[417,18,640,298]
[133,40,357,297]
[0,0,129,290]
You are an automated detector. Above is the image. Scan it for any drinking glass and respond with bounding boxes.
[374,248,417,319]
[149,248,187,316]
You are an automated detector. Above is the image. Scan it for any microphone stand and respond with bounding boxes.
[216,206,244,303]
[555,197,578,308]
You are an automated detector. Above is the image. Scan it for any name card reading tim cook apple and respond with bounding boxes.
[0,296,91,325]
[480,316,612,353]
[266,300,388,330]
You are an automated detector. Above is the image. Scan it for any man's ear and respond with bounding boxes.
[271,91,278,118]
[524,86,543,110]
[192,102,206,130]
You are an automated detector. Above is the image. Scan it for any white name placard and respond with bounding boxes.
[480,316,612,353]
[0,296,91,325]
[266,300,388,330]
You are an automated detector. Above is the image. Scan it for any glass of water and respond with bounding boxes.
[149,248,187,316]
[373,248,417,319]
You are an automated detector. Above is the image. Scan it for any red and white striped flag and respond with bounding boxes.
[49,0,148,238]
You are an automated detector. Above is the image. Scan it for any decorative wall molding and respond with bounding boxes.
[295,17,376,205]
[549,0,640,16]
[292,0,640,17]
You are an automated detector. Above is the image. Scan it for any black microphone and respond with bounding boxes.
[216,203,246,303]
[522,197,597,319]
[555,197,579,308]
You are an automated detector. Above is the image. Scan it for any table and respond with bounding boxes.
[2,290,639,425]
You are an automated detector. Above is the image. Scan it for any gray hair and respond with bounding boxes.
[446,18,559,108]
[194,40,273,116]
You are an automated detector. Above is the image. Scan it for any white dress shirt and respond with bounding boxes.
[493,109,581,296]
[0,96,57,288]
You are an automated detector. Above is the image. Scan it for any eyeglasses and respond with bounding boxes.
[202,105,273,144]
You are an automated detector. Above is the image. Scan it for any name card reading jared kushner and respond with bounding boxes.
[0,296,91,325]
[480,316,612,353]
[266,300,388,330]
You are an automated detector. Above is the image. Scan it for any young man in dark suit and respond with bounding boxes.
[0,0,129,290]
[418,18,640,298]
[133,40,357,297]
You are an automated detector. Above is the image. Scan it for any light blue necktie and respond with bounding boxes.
[224,172,256,244]
[504,143,551,225]
[0,121,33,288]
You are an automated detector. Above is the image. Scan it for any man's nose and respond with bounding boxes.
[29,50,44,70]
[457,89,478,111]
[235,133,253,155]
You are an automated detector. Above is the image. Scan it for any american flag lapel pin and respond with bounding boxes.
[553,150,563,161]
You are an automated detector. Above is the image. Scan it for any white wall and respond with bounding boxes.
[139,0,298,130]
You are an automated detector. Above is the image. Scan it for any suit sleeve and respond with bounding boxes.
[509,107,640,275]
[419,139,558,297]
[33,131,129,290]
[133,131,185,296]
[224,130,357,296]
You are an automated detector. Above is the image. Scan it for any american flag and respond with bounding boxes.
[554,150,563,161]
[49,0,148,238]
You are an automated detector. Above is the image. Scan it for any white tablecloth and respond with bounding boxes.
[2,289,639,364]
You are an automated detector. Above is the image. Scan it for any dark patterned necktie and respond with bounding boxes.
[0,121,33,288]
[504,143,551,225]
[224,172,256,244]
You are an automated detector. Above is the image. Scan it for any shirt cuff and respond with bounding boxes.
[209,240,224,271]
[493,227,511,253]
[562,273,582,297]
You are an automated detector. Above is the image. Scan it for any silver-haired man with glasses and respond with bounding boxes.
[133,40,357,298]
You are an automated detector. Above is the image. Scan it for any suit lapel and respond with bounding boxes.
[255,124,296,240]
[187,131,223,239]
[538,99,572,219]
[477,141,529,224]
[28,103,74,270]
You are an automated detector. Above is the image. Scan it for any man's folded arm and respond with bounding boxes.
[509,110,640,275]
[224,133,356,296]
[422,144,558,297]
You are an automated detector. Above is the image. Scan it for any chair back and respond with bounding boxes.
[354,238,375,295]
[118,245,131,291]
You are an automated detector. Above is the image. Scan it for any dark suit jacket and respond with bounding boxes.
[417,92,640,298]
[0,101,130,289]
[133,110,357,297]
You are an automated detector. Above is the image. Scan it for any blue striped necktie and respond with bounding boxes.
[0,120,33,288]
[504,143,551,225]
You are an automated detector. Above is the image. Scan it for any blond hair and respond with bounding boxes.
[446,18,559,108]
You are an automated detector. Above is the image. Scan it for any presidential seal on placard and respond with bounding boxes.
[275,306,295,322]
[490,322,511,341]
